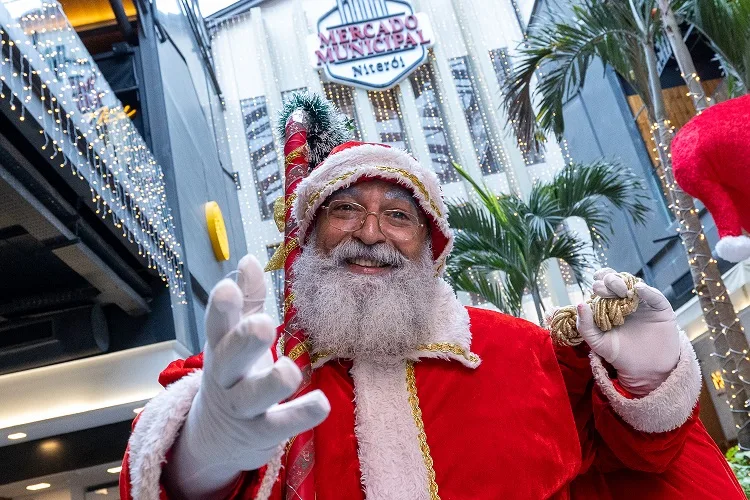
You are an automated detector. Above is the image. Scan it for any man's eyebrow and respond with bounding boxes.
[327,185,361,200]
[384,188,418,209]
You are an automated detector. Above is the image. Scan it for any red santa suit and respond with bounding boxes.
[120,300,742,499]
[120,99,743,499]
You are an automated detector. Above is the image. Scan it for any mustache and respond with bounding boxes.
[328,239,408,267]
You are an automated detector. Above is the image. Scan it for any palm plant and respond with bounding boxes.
[501,0,750,446]
[676,0,750,96]
[447,160,649,324]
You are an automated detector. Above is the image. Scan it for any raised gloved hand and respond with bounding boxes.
[164,255,330,499]
[576,268,681,397]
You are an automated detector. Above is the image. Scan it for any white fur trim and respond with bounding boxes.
[292,144,453,274]
[590,332,701,433]
[127,370,279,500]
[351,359,431,500]
[716,235,750,262]
[128,371,202,500]
[310,279,479,370]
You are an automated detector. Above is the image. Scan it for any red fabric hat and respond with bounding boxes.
[293,140,454,274]
[672,94,750,262]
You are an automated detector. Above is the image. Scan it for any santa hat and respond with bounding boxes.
[292,140,453,274]
[672,94,750,263]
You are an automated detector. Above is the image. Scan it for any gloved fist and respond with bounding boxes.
[577,268,681,396]
[166,255,330,498]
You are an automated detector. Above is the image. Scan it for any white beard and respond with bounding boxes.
[291,237,438,359]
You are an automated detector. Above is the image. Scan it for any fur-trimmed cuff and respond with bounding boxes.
[128,371,202,499]
[590,332,701,433]
[716,235,750,263]
[126,370,280,500]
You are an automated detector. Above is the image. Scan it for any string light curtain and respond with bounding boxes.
[322,82,363,141]
[409,60,459,184]
[0,0,185,299]
[449,55,504,176]
[240,96,283,221]
[368,87,409,150]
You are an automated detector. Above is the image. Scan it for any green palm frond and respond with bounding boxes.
[446,268,522,317]
[677,0,750,93]
[446,160,649,322]
[545,231,595,286]
[502,0,654,150]
[542,160,650,243]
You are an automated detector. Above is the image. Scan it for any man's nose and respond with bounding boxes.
[353,212,386,245]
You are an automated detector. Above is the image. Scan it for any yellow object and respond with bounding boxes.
[548,272,641,347]
[205,201,230,261]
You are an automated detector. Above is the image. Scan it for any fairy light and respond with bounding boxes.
[0,2,185,300]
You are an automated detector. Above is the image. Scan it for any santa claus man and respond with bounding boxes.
[120,102,742,499]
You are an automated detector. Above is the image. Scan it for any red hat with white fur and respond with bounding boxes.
[292,140,453,275]
[672,94,750,263]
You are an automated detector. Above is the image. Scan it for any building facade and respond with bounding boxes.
[0,0,244,497]
[209,0,588,324]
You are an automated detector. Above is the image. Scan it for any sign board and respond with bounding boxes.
[308,0,435,90]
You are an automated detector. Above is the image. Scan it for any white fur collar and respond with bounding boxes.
[311,278,479,369]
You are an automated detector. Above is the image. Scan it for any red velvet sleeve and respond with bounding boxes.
[553,344,693,474]
[119,352,277,500]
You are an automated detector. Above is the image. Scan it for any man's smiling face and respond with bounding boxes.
[312,179,429,274]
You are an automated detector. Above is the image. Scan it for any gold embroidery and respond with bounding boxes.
[373,166,441,216]
[311,350,332,364]
[272,196,286,232]
[285,144,309,166]
[287,340,311,361]
[264,239,299,272]
[304,166,441,219]
[283,292,295,316]
[305,170,359,209]
[406,360,440,500]
[417,342,480,364]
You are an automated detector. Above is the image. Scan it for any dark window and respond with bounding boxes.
[409,61,459,183]
[449,56,504,175]
[489,47,544,165]
[240,96,282,220]
[323,82,363,141]
[368,88,409,150]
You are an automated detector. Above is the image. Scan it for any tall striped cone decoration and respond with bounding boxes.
[269,92,352,500]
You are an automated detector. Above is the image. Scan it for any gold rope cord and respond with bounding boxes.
[405,360,441,500]
[548,272,641,347]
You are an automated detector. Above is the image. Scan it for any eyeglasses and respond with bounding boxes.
[321,200,425,242]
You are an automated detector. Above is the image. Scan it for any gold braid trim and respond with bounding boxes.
[305,166,441,219]
[373,166,441,216]
[310,350,332,364]
[547,272,641,347]
[306,170,359,209]
[283,292,295,316]
[272,196,285,232]
[406,361,440,500]
[417,342,480,364]
[287,340,311,362]
[264,239,299,272]
[285,144,309,166]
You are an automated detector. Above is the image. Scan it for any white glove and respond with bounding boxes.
[576,268,681,397]
[164,255,330,500]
